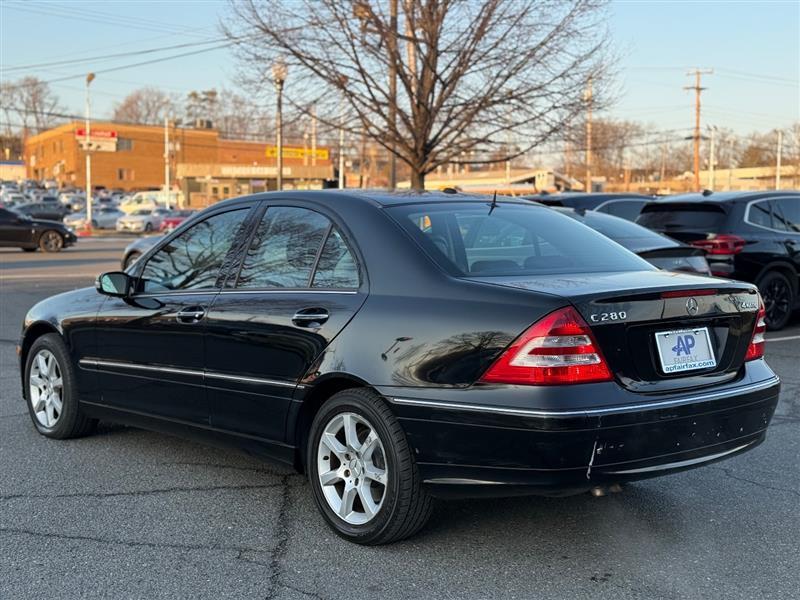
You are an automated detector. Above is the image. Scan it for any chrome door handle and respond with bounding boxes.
[176,306,206,324]
[292,309,329,327]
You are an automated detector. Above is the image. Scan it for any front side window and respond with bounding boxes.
[139,208,249,293]
[391,202,652,276]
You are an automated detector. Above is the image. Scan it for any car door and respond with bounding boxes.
[0,208,33,246]
[91,203,256,424]
[204,203,367,445]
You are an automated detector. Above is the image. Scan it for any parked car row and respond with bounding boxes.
[20,189,781,545]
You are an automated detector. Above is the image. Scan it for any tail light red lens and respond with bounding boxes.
[480,306,613,385]
[691,234,746,255]
[745,300,767,361]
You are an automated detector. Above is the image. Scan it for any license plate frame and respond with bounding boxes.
[654,327,717,375]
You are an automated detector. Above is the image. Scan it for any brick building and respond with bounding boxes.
[24,121,333,205]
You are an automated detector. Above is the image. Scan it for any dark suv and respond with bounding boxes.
[526,193,655,221]
[637,191,800,329]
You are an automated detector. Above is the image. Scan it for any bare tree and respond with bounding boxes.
[113,87,180,125]
[1,77,63,134]
[225,0,611,189]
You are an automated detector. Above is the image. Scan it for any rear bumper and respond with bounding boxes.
[385,364,780,498]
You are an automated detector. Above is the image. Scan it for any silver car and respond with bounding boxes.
[116,207,170,233]
[64,207,125,230]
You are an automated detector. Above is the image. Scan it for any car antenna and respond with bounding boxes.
[488,190,498,215]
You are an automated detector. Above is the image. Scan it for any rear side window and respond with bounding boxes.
[597,200,645,221]
[237,207,329,288]
[235,206,359,290]
[774,198,800,233]
[390,202,651,276]
[747,200,773,228]
[139,208,250,293]
[637,203,727,231]
[312,228,359,288]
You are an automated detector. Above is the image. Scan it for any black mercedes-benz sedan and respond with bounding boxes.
[18,191,780,544]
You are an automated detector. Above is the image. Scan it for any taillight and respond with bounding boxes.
[745,300,767,361]
[691,234,746,255]
[480,306,613,385]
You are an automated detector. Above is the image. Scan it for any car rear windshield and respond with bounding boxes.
[637,202,727,231]
[561,209,679,253]
[389,202,652,276]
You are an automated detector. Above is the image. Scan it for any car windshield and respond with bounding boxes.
[557,209,679,253]
[389,202,652,276]
[637,202,727,231]
[132,209,151,216]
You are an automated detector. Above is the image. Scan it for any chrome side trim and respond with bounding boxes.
[205,371,298,388]
[389,377,780,419]
[129,289,358,300]
[78,358,301,389]
[603,442,753,474]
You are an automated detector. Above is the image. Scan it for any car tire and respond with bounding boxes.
[38,230,64,252]
[144,223,153,232]
[24,333,97,439]
[758,270,794,330]
[123,251,141,270]
[307,388,433,545]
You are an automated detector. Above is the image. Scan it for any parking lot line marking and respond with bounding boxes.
[766,334,800,343]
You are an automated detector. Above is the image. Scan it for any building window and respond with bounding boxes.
[118,137,133,151]
[117,168,134,181]
[223,186,230,195]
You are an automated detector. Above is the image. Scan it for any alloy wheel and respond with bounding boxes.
[29,349,63,428]
[316,412,388,525]
[40,231,63,252]
[763,278,791,326]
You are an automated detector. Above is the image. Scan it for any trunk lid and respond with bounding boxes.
[469,270,760,393]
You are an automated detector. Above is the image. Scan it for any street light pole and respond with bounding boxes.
[85,72,95,231]
[272,58,288,191]
[163,116,171,210]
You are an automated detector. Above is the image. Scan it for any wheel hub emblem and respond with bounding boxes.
[686,297,699,316]
[349,458,363,477]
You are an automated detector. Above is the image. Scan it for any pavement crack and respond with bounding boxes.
[0,526,270,555]
[710,466,800,499]
[0,482,284,501]
[265,474,293,600]
[279,583,330,600]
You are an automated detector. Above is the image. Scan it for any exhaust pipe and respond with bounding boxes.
[590,483,624,497]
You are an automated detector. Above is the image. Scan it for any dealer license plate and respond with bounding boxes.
[655,327,717,374]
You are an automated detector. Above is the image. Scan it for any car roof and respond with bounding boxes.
[214,189,531,209]
[647,190,800,204]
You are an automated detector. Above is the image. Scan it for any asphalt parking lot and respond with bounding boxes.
[1,241,799,600]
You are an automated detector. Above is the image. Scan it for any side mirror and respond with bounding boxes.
[96,271,133,298]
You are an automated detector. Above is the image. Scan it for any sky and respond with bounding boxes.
[1,0,798,138]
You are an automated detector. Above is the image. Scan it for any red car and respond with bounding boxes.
[159,209,195,232]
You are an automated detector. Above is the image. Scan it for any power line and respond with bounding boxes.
[3,38,229,73]
[43,43,235,84]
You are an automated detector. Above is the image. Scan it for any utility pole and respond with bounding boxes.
[272,59,288,191]
[388,0,398,189]
[84,72,95,232]
[776,129,782,190]
[163,116,171,210]
[660,141,667,184]
[708,125,716,191]
[339,100,345,189]
[684,68,713,191]
[311,104,317,167]
[584,76,592,193]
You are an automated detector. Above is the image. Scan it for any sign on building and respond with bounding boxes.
[265,146,329,161]
[75,128,118,152]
